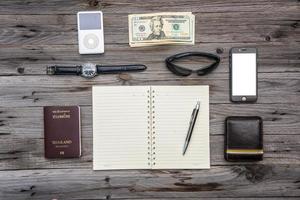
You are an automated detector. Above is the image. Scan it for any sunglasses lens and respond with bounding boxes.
[167,63,192,76]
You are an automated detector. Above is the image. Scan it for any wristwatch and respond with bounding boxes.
[46,63,147,79]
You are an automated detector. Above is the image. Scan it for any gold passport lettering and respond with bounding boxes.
[52,109,71,119]
[52,140,72,145]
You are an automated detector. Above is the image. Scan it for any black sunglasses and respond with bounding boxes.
[165,52,220,76]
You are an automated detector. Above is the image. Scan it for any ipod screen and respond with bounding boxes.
[79,13,101,30]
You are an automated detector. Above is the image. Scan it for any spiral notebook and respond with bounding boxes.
[92,86,210,170]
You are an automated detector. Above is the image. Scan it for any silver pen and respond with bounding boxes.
[183,101,200,155]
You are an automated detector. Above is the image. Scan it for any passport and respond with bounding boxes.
[44,106,81,158]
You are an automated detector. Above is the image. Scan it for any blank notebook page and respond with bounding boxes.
[152,86,210,169]
[93,86,149,170]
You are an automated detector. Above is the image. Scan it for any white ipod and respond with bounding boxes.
[77,11,104,54]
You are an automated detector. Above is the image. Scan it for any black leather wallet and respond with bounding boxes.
[225,116,263,161]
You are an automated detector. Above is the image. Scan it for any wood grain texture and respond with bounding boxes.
[0,165,299,199]
[0,75,299,106]
[0,132,299,170]
[0,0,299,199]
[0,44,299,75]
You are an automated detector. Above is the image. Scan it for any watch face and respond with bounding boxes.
[81,63,97,78]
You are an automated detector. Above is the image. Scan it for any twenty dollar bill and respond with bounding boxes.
[128,12,195,47]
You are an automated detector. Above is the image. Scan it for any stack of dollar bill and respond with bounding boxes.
[128,12,195,47]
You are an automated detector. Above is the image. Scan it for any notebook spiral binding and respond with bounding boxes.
[147,88,156,167]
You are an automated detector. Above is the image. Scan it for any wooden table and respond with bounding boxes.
[0,0,299,199]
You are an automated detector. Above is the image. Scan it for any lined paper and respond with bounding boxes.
[152,86,210,169]
[92,85,210,170]
[93,86,150,170]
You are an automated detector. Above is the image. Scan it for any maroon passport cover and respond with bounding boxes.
[44,106,81,158]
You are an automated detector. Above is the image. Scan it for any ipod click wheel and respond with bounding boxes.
[77,11,104,54]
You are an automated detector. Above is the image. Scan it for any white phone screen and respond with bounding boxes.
[232,53,256,96]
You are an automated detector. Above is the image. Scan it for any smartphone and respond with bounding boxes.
[230,47,257,102]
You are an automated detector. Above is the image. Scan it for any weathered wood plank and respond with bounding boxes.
[0,43,299,75]
[0,75,299,106]
[0,12,298,27]
[0,134,299,170]
[0,1,298,45]
[0,0,298,15]
[0,165,299,199]
[0,22,298,45]
[1,104,299,137]
[0,105,299,170]
[0,12,298,45]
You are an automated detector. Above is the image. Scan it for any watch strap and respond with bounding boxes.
[96,64,147,74]
[47,65,81,75]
